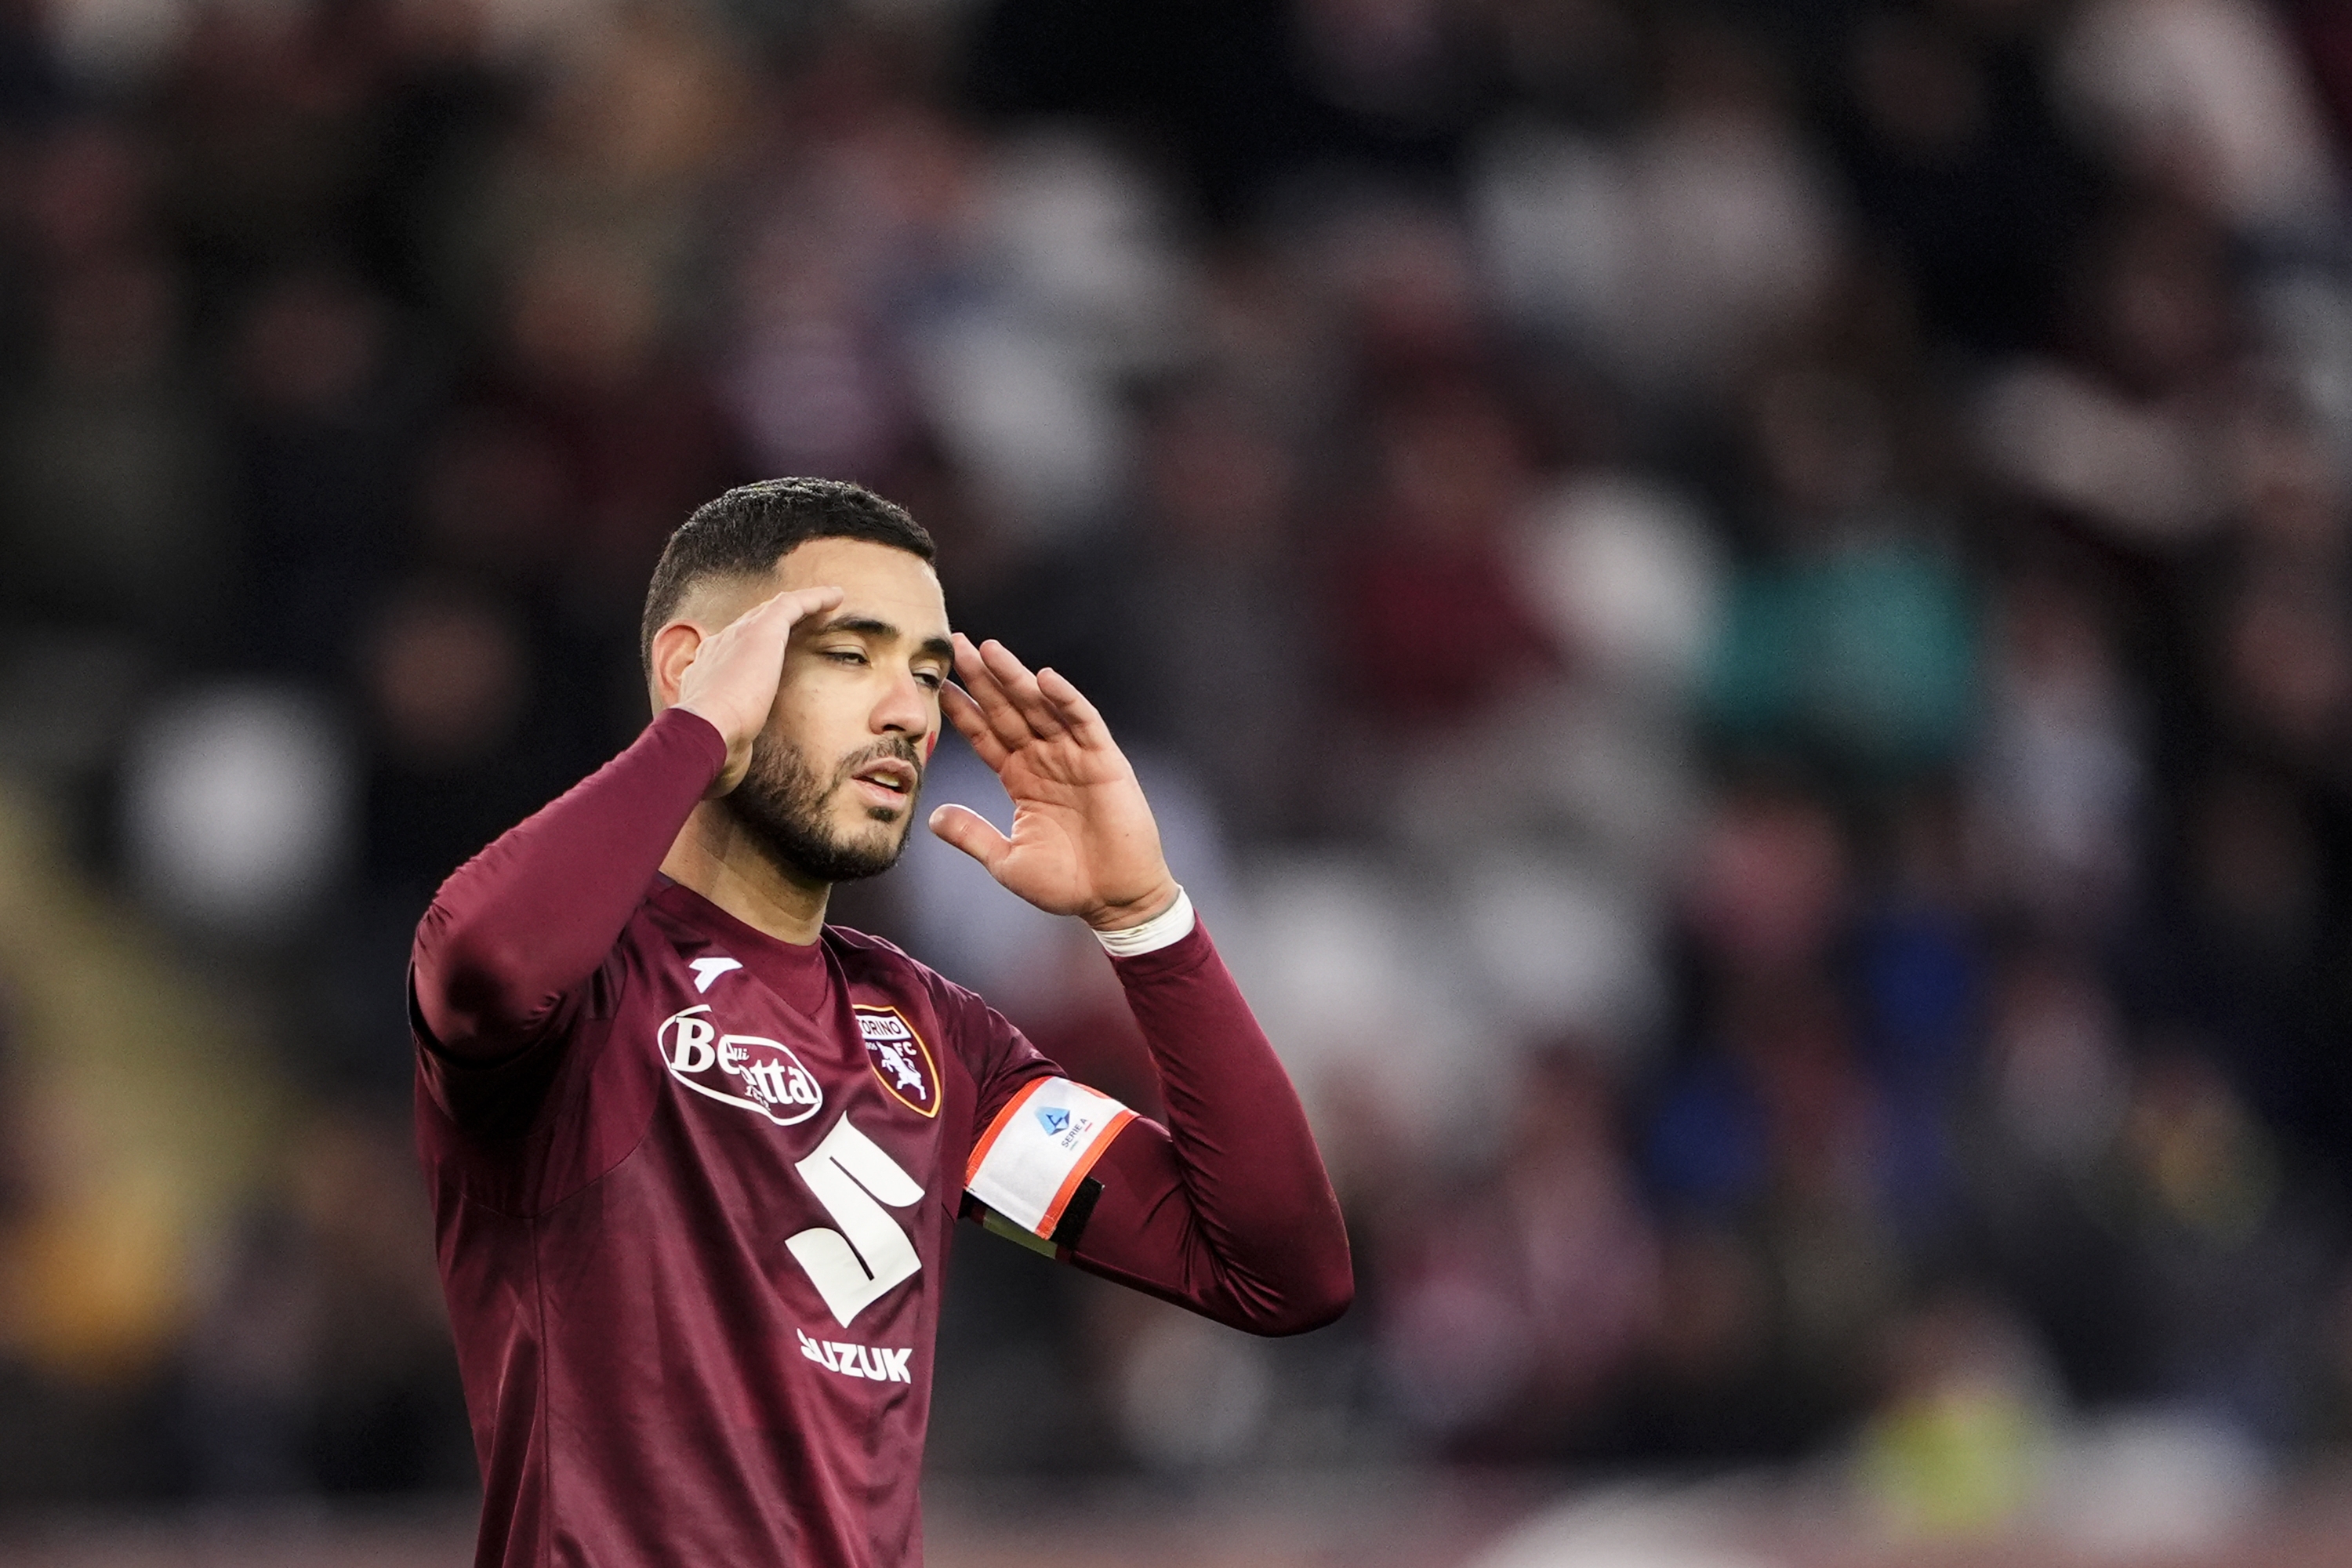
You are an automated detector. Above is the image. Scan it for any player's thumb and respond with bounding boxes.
[927,804,1011,873]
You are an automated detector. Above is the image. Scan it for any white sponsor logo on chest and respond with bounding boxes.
[797,1327,914,1383]
[657,1004,824,1126]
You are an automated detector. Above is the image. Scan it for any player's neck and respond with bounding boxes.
[661,801,831,946]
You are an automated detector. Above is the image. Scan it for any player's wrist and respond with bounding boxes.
[1089,884,1192,956]
[1083,877,1183,934]
[667,703,750,797]
[673,696,743,742]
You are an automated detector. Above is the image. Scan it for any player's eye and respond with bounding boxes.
[825,648,869,666]
[914,669,945,691]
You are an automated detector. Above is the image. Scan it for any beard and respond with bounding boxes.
[724,732,924,885]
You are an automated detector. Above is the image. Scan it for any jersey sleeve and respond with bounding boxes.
[956,921,1353,1337]
[411,706,727,1125]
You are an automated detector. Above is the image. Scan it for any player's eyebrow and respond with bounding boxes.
[815,614,953,664]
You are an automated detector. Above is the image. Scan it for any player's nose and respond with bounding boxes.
[873,666,932,735]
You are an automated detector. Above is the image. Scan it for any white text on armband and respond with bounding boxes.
[964,1078,1136,1240]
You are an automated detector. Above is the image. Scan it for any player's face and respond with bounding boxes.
[724,538,952,887]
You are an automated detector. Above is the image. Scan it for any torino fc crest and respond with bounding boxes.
[855,1007,939,1119]
[658,1004,824,1126]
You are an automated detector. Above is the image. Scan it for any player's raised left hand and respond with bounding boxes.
[928,633,1181,932]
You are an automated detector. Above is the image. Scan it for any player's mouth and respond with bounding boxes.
[850,758,918,809]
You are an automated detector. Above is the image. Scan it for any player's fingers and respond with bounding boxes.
[678,584,843,694]
[696,586,840,664]
[725,584,840,633]
[927,803,1012,875]
[952,633,1031,751]
[1035,666,1110,748]
[938,682,1010,768]
[765,584,845,633]
[976,639,1067,739]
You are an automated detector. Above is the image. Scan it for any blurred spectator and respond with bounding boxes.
[147,1,380,286]
[1965,949,2147,1404]
[1855,1290,2058,1538]
[0,247,225,646]
[466,0,751,310]
[466,232,747,612]
[1979,200,2241,553]
[1704,362,1979,780]
[1851,792,1982,1221]
[225,266,423,673]
[1830,1,2100,358]
[177,1105,469,1494]
[2112,1051,2310,1433]
[1377,1048,1658,1459]
[1968,571,2146,933]
[1122,383,1319,839]
[2056,0,2343,236]
[357,578,546,903]
[347,0,525,312]
[1472,16,1839,405]
[1329,384,1555,733]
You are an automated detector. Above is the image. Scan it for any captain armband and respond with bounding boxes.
[963,1078,1135,1255]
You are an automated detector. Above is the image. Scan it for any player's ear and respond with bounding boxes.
[649,620,706,711]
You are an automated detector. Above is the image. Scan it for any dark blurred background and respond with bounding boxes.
[4,0,2352,1561]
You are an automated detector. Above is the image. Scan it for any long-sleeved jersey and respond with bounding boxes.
[409,706,1351,1567]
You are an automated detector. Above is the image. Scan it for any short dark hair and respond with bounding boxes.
[640,478,936,675]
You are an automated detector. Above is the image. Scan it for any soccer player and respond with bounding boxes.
[409,479,1352,1567]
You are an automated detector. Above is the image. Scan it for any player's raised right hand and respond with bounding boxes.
[670,585,844,797]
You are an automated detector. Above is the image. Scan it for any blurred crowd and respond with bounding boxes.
[2,0,2352,1529]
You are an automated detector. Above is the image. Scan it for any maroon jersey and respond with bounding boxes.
[412,709,1351,1568]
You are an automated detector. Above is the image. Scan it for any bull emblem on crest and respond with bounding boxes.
[855,1007,939,1118]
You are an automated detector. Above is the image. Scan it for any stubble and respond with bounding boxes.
[724,732,924,885]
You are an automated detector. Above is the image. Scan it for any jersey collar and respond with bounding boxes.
[648,877,833,1016]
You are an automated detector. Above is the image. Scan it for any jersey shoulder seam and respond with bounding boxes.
[823,924,968,999]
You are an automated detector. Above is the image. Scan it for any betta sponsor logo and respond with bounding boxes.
[658,1004,824,1126]
[855,1005,939,1119]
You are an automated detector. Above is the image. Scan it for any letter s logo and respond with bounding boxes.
[787,1115,924,1327]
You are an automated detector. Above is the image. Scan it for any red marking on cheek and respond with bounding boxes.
[924,731,938,760]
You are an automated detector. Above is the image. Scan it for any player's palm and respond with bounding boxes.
[981,734,1160,917]
[673,585,845,797]
[929,635,1181,931]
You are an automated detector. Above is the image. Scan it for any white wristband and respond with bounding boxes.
[1091,887,1195,957]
